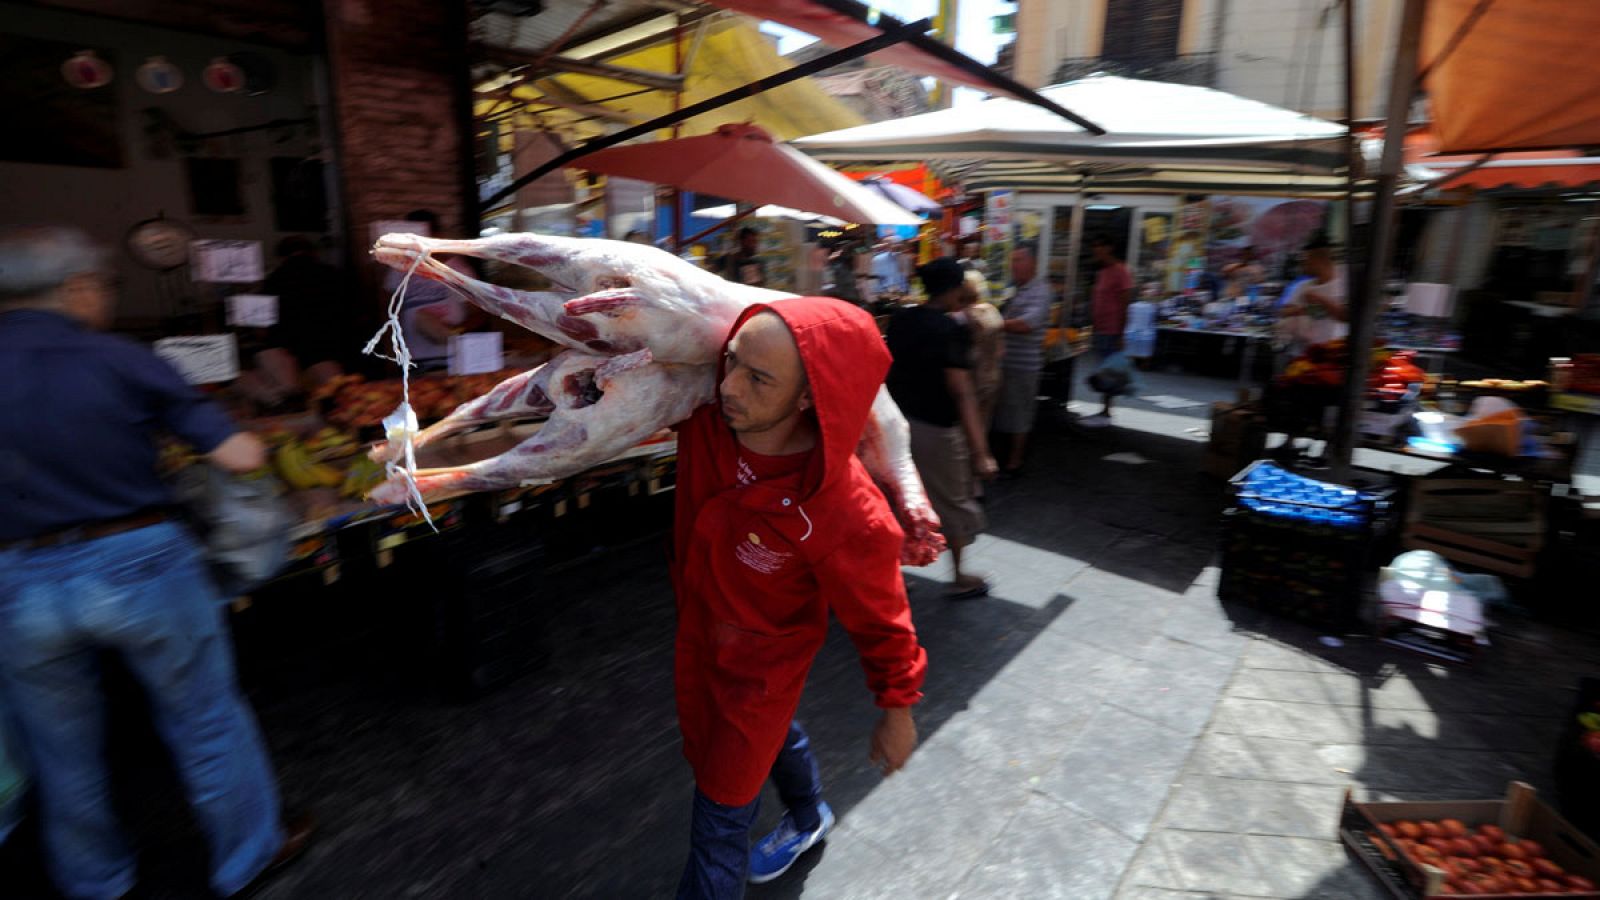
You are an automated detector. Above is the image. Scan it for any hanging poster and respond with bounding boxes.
[1205,196,1328,275]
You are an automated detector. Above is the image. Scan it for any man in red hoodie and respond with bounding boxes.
[671,297,928,897]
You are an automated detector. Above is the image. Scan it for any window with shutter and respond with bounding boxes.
[1100,0,1184,64]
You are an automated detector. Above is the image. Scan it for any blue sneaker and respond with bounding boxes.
[748,801,835,884]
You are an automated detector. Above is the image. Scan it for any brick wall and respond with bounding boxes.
[323,0,474,287]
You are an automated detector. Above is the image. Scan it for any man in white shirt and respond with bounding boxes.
[871,240,909,299]
[1275,234,1348,354]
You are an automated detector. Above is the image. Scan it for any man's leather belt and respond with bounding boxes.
[3,510,176,551]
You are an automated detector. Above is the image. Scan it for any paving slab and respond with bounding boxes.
[956,793,1139,900]
[1039,704,1198,843]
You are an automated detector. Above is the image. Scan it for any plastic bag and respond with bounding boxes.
[1088,351,1141,397]
[170,465,294,597]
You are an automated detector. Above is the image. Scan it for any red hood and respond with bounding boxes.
[716,297,890,502]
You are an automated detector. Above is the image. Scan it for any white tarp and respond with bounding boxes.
[796,75,1349,197]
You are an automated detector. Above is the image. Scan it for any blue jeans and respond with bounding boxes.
[677,720,823,900]
[0,522,283,899]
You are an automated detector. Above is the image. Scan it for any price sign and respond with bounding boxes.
[190,240,264,283]
[225,293,279,327]
[448,331,503,376]
[154,334,240,384]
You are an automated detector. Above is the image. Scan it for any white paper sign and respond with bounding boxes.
[154,335,241,384]
[225,294,279,327]
[190,240,264,283]
[371,219,430,245]
[448,332,503,376]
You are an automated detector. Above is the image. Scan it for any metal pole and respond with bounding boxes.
[1572,206,1600,312]
[482,18,936,211]
[1331,0,1427,471]
[670,14,685,252]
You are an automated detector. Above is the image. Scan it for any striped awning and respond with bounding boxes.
[950,160,1355,199]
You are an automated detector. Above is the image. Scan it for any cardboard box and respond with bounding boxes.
[1401,479,1546,579]
[1204,402,1267,479]
[1340,781,1600,898]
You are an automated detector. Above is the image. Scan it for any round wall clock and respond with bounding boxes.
[126,217,196,270]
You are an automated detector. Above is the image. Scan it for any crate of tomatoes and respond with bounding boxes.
[1340,781,1600,897]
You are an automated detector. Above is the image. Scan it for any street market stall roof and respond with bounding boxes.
[1420,0,1600,154]
[571,123,922,225]
[1389,126,1600,194]
[475,15,865,144]
[794,75,1348,173]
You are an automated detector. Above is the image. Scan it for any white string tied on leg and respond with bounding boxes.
[364,244,437,531]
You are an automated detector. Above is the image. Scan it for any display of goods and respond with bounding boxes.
[1566,355,1600,395]
[1233,461,1386,529]
[1367,818,1596,895]
[1555,679,1600,840]
[1370,350,1427,400]
[1220,462,1393,628]
[1459,378,1550,395]
[1278,339,1349,387]
[367,231,944,565]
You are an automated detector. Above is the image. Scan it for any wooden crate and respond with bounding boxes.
[1401,478,1546,578]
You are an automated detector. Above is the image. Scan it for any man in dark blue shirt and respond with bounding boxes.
[0,227,310,898]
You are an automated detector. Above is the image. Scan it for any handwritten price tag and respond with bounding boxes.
[225,294,278,327]
[154,334,240,384]
[190,240,264,283]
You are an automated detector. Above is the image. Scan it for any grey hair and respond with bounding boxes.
[0,226,112,304]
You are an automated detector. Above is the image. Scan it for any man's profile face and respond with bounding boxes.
[62,271,116,330]
[1092,242,1114,264]
[1010,249,1037,284]
[721,312,810,436]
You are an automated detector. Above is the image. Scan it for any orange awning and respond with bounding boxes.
[1421,0,1600,153]
[1398,125,1600,191]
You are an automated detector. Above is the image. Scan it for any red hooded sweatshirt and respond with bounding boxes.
[671,297,928,807]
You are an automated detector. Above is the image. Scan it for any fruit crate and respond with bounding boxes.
[1402,478,1548,580]
[1340,781,1600,897]
[1218,461,1396,629]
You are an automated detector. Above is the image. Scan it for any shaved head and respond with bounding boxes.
[720,311,813,451]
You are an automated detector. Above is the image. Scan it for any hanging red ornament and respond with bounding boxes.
[61,50,113,89]
[202,57,244,94]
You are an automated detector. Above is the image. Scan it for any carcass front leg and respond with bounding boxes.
[369,420,590,504]
[368,364,561,463]
[857,386,946,566]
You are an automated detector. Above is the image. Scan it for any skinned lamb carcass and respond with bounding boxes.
[369,232,944,566]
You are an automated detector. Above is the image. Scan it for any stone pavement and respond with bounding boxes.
[3,371,1597,899]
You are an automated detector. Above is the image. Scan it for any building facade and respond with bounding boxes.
[1008,0,1404,120]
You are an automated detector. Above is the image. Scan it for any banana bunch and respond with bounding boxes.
[340,455,387,499]
[275,440,344,491]
[306,427,360,461]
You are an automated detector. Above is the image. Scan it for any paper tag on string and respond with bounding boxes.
[363,245,436,530]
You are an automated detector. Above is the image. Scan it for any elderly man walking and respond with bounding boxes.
[0,227,310,899]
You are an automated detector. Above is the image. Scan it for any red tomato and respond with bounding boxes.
[1519,839,1545,859]
[1534,858,1567,878]
[1441,818,1469,838]
[1480,857,1506,875]
[1396,820,1422,840]
[1566,874,1597,891]
[1501,842,1528,861]
[1480,824,1506,842]
[1537,878,1566,893]
[1511,875,1541,893]
[1456,857,1483,874]
[1430,837,1458,854]
[1422,821,1445,839]
[1473,835,1498,856]
[1452,838,1478,857]
[1378,822,1397,838]
[1504,859,1535,879]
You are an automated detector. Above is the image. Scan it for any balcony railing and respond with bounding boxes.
[1050,52,1217,87]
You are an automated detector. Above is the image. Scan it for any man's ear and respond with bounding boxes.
[797,386,812,412]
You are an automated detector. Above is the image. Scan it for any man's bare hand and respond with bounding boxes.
[973,451,999,481]
[869,707,918,776]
